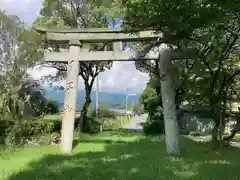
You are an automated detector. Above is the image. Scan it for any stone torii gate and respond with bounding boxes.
[35,26,182,154]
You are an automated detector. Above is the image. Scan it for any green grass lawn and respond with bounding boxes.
[1,131,240,180]
[43,114,61,120]
[233,133,240,141]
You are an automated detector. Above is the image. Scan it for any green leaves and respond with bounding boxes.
[35,0,123,86]
[139,86,160,112]
[0,10,46,120]
[123,0,225,44]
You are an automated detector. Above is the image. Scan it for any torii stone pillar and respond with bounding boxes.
[34,26,163,153]
[159,46,180,156]
[60,40,81,153]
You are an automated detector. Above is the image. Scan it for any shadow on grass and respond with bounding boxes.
[72,139,79,150]
[72,129,144,147]
[105,128,143,133]
[6,133,240,180]
[107,128,144,135]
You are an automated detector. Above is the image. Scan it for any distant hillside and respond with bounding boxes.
[44,88,140,111]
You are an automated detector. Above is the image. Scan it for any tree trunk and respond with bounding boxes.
[211,79,228,143]
[219,89,227,140]
[79,85,92,133]
[149,111,154,121]
[159,45,180,156]
[176,105,184,129]
[211,104,221,143]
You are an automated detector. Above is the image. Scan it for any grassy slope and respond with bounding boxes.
[1,132,240,180]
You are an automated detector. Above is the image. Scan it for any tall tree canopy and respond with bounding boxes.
[0,10,45,119]
[123,0,240,155]
[34,0,122,132]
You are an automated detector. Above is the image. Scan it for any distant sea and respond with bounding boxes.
[44,88,140,111]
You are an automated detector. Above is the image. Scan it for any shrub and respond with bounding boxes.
[74,117,81,129]
[103,116,129,130]
[0,119,61,146]
[143,120,165,135]
[45,98,59,114]
[0,136,4,144]
[38,135,53,145]
[88,105,116,118]
[0,120,15,136]
[87,117,101,134]
[41,119,61,133]
[74,116,101,134]
[189,131,202,136]
[179,129,190,135]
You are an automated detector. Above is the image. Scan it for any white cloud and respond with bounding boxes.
[98,61,149,93]
[0,0,43,25]
[27,61,149,93]
[1,0,150,93]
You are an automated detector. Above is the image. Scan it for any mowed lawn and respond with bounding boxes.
[234,133,240,141]
[43,114,61,120]
[1,131,240,180]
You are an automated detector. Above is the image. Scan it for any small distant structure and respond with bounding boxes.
[126,110,134,116]
[109,109,133,116]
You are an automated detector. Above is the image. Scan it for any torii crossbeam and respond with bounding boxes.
[35,26,163,153]
[35,26,191,154]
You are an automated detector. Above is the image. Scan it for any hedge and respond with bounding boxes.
[0,114,129,141]
[142,120,165,135]
[0,120,15,136]
[0,119,61,139]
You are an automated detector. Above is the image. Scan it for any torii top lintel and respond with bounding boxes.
[34,26,162,43]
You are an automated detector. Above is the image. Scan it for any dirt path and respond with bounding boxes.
[122,114,148,130]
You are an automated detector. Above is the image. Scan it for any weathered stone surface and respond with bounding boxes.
[60,40,81,153]
[44,50,159,62]
[159,44,180,156]
[34,26,162,42]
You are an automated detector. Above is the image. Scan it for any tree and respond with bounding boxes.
[185,31,240,142]
[169,2,240,141]
[139,79,165,135]
[45,98,59,114]
[122,0,238,155]
[139,84,160,120]
[19,78,46,118]
[34,0,122,133]
[0,11,45,119]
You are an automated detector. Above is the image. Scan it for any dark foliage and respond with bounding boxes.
[75,116,101,134]
[0,119,61,143]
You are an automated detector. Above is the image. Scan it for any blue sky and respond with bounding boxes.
[0,0,148,93]
[108,19,128,50]
[108,21,120,28]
